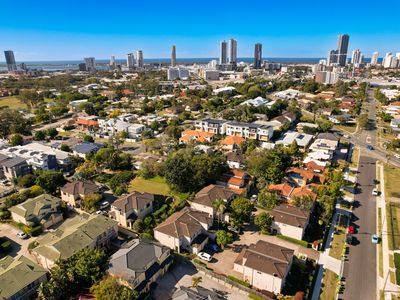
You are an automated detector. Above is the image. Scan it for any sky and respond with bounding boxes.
[1,0,400,61]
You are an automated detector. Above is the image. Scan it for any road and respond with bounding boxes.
[341,90,378,299]
[341,153,377,299]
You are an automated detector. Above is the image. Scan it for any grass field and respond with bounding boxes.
[384,164,400,250]
[384,164,400,199]
[335,124,357,134]
[129,176,172,196]
[329,214,348,260]
[320,269,338,300]
[350,147,360,169]
[0,96,28,109]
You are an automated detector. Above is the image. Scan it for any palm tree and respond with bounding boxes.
[191,276,202,288]
[212,199,226,227]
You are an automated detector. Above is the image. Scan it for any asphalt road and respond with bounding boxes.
[341,152,377,300]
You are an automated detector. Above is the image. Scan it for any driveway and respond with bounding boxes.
[152,259,247,300]
[0,223,37,260]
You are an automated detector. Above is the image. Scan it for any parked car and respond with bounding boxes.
[99,201,110,210]
[371,234,380,244]
[227,226,241,234]
[205,243,220,253]
[373,179,379,185]
[197,252,212,262]
[372,189,379,196]
[96,210,107,216]
[250,194,257,201]
[394,154,400,160]
[367,145,374,150]
[16,232,28,239]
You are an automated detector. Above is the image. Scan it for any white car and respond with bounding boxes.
[394,154,400,160]
[197,252,212,262]
[372,189,379,196]
[99,201,110,210]
[16,232,28,239]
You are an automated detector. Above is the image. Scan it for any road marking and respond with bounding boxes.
[366,136,372,144]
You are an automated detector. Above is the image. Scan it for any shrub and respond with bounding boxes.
[227,275,252,288]
[277,235,309,248]
[394,253,400,269]
[27,226,43,237]
[248,294,265,300]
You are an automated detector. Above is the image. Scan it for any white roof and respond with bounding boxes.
[240,96,269,107]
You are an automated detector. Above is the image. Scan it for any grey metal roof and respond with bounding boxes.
[1,156,26,168]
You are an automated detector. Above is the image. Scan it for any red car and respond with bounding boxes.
[348,226,355,234]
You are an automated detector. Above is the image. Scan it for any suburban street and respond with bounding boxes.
[342,90,378,299]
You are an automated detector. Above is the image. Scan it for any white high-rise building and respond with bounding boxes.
[351,49,362,64]
[383,52,394,68]
[109,56,116,69]
[136,50,143,68]
[167,68,189,80]
[84,57,96,72]
[127,53,135,70]
[371,52,379,65]
[228,38,237,64]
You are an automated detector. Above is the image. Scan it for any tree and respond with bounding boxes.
[230,197,254,227]
[292,195,314,210]
[60,144,71,152]
[10,134,23,146]
[82,193,102,212]
[83,135,95,143]
[90,277,138,300]
[191,276,203,288]
[257,190,279,210]
[212,199,226,226]
[34,130,46,141]
[358,113,369,129]
[0,109,31,138]
[216,230,233,249]
[17,174,36,188]
[35,170,66,194]
[18,89,43,108]
[254,212,273,235]
[46,128,58,139]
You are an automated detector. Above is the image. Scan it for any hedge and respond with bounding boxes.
[277,235,309,248]
[248,294,265,300]
[227,275,252,288]
[394,253,400,269]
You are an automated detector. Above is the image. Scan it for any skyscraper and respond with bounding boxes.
[253,43,262,69]
[336,34,350,66]
[351,49,362,64]
[220,41,227,65]
[228,38,237,65]
[109,56,116,69]
[371,52,379,65]
[327,50,338,66]
[136,50,143,68]
[4,50,17,72]
[127,53,135,70]
[84,57,96,72]
[171,45,176,67]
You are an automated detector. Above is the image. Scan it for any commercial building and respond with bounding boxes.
[136,50,143,68]
[201,69,219,80]
[351,49,362,65]
[253,43,262,69]
[228,38,237,65]
[167,67,189,80]
[84,57,96,72]
[337,34,350,66]
[315,70,339,84]
[219,40,227,65]
[171,45,176,67]
[371,51,379,65]
[127,53,135,70]
[4,50,17,72]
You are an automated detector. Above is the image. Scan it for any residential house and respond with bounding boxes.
[190,184,236,218]
[195,119,228,135]
[270,204,311,240]
[60,180,99,208]
[225,121,273,141]
[304,160,326,173]
[72,142,103,158]
[268,183,294,201]
[233,240,294,294]
[240,96,269,107]
[296,122,318,133]
[219,136,245,152]
[0,255,47,300]
[32,214,118,269]
[275,131,314,150]
[287,167,316,186]
[179,130,214,144]
[226,152,245,169]
[109,192,154,227]
[108,239,173,294]
[216,169,254,194]
[390,118,400,132]
[290,185,317,202]
[154,207,213,254]
[0,156,32,181]
[9,194,63,229]
[75,118,99,132]
[98,118,147,140]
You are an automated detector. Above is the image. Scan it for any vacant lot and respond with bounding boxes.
[129,176,172,196]
[0,96,28,110]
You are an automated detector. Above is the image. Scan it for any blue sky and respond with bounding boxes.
[1,0,400,61]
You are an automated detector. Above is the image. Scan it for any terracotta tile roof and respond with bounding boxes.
[154,207,211,239]
[268,183,294,198]
[219,136,245,146]
[193,184,236,207]
[288,167,316,181]
[60,180,99,197]
[290,185,317,201]
[112,191,154,213]
[234,240,294,278]
[75,119,98,127]
[180,130,214,143]
[304,161,325,173]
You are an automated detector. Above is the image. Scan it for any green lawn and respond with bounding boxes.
[350,147,360,169]
[0,96,28,109]
[384,164,400,199]
[384,164,400,250]
[378,208,383,277]
[329,215,348,260]
[320,269,339,300]
[335,124,357,134]
[129,176,172,196]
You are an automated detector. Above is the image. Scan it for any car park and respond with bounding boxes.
[197,252,212,262]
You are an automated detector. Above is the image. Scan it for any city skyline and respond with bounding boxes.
[1,0,400,61]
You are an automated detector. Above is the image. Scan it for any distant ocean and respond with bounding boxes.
[0,57,378,72]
